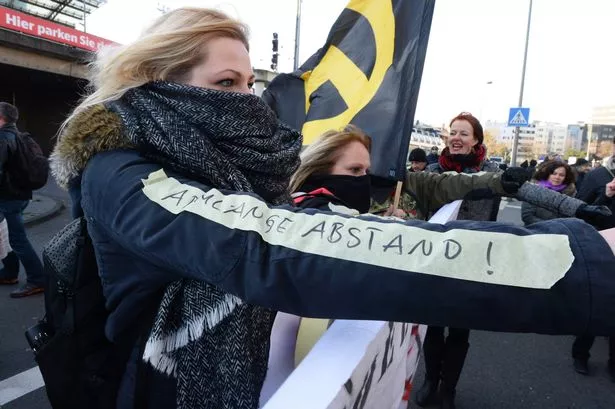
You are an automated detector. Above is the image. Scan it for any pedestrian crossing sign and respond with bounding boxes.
[508,107,530,126]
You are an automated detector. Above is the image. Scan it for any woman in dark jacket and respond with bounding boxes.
[522,161,576,225]
[263,125,517,404]
[418,112,502,409]
[50,8,615,409]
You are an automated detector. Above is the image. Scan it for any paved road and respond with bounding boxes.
[0,195,71,409]
[1,199,614,408]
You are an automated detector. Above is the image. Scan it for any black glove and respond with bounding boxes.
[575,204,613,227]
[500,167,531,194]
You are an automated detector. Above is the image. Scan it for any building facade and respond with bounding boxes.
[591,105,615,126]
[534,122,567,156]
[587,124,615,159]
[566,123,586,152]
[500,124,537,162]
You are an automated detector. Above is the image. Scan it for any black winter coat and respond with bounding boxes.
[0,124,32,200]
[576,162,615,229]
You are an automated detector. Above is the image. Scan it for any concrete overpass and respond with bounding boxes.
[253,68,277,97]
[0,4,102,155]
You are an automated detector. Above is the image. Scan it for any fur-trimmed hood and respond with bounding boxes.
[50,105,135,189]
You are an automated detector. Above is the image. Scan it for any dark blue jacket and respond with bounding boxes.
[80,150,615,407]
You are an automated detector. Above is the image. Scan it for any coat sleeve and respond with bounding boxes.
[404,170,507,212]
[576,171,602,203]
[521,201,543,225]
[593,192,613,207]
[81,151,615,336]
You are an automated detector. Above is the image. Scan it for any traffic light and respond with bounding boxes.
[272,32,278,52]
[271,32,279,71]
[271,53,278,71]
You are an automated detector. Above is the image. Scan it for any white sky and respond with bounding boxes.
[87,0,615,127]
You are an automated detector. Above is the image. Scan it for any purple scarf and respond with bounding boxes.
[538,180,568,193]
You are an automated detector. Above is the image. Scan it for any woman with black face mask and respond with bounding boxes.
[261,124,514,405]
[289,125,507,218]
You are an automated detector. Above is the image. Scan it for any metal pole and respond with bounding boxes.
[82,0,87,32]
[586,123,593,160]
[479,80,493,121]
[510,0,532,166]
[293,0,302,71]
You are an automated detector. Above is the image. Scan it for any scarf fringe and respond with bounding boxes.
[142,293,243,376]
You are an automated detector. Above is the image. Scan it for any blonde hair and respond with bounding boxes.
[61,7,249,133]
[289,125,371,192]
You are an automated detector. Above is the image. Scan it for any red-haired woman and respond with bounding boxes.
[416,113,502,409]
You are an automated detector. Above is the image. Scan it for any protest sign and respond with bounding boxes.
[261,201,462,409]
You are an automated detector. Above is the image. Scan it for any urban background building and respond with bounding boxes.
[591,105,615,126]
[566,123,585,151]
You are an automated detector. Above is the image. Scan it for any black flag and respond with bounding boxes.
[263,0,435,180]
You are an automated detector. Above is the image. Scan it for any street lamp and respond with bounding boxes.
[510,0,533,167]
[479,80,494,121]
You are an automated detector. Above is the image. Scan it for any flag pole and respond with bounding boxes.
[393,181,403,210]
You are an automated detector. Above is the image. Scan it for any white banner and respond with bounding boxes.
[260,201,463,409]
[143,171,572,291]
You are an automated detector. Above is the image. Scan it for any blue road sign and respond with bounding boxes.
[508,107,530,126]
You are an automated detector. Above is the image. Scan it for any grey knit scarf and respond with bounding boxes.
[107,81,302,409]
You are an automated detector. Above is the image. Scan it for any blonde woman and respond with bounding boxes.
[291,125,514,218]
[49,7,615,409]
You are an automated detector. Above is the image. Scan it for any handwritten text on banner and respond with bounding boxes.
[142,169,573,289]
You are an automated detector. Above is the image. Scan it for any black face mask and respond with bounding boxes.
[300,174,372,214]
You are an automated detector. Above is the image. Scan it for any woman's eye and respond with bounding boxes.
[217,79,234,87]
